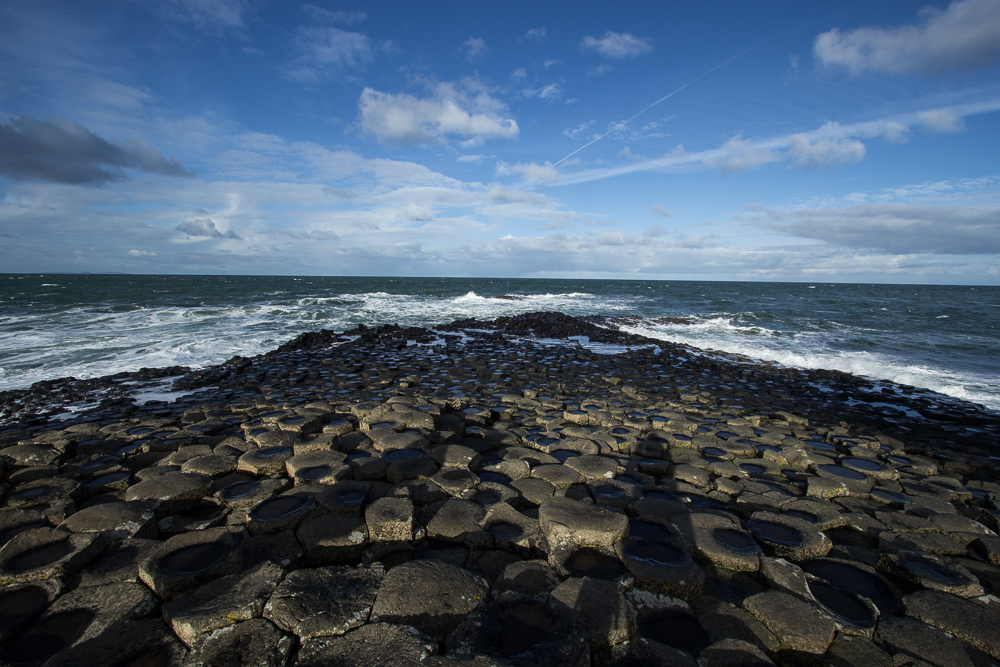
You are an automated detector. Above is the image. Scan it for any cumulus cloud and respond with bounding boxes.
[128,249,158,257]
[176,218,242,239]
[287,26,373,81]
[0,116,194,184]
[919,108,967,133]
[788,133,866,169]
[495,161,562,184]
[357,81,519,146]
[714,136,777,175]
[525,27,546,41]
[814,0,1000,75]
[581,31,653,59]
[460,37,487,62]
[758,203,1000,254]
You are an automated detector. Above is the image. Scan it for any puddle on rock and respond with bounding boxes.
[636,609,711,655]
[564,548,628,579]
[158,542,229,575]
[808,580,874,627]
[251,496,310,522]
[712,528,758,552]
[496,601,553,657]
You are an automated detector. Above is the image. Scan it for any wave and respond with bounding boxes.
[620,318,1000,411]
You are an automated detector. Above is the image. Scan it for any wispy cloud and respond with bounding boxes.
[581,31,653,59]
[750,203,1000,255]
[460,37,488,62]
[357,80,519,146]
[547,100,1000,187]
[286,26,374,82]
[300,5,366,26]
[524,27,546,42]
[814,0,1000,75]
[160,0,250,32]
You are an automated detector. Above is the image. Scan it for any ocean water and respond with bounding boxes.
[1,274,998,412]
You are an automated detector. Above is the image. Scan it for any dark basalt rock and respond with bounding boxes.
[138,526,244,599]
[262,563,383,640]
[0,527,103,585]
[446,592,589,666]
[371,559,488,640]
[4,311,1000,666]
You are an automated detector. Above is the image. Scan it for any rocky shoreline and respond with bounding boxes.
[1,312,999,666]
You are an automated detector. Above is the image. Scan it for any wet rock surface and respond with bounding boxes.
[0,311,999,665]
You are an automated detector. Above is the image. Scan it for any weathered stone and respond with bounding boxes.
[41,618,187,667]
[296,512,368,565]
[124,471,213,515]
[672,512,762,572]
[902,589,1000,659]
[481,501,538,551]
[264,564,383,638]
[285,450,350,485]
[876,616,989,667]
[743,590,835,655]
[245,491,317,535]
[0,579,61,642]
[746,510,832,561]
[296,622,437,667]
[421,499,490,547]
[446,592,590,667]
[237,446,294,476]
[372,559,488,640]
[696,638,776,667]
[366,497,417,542]
[0,581,156,664]
[182,618,292,667]
[0,527,103,585]
[59,501,157,540]
[138,526,245,599]
[537,496,628,554]
[876,550,984,598]
[162,560,285,646]
[493,559,560,599]
[549,576,632,649]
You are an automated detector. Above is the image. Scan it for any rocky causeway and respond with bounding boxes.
[1,312,999,666]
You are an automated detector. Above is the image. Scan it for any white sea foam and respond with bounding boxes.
[621,318,1000,411]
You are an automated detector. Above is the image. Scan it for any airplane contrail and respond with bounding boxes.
[552,46,758,167]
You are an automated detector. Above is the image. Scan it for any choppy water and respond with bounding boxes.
[1,274,998,411]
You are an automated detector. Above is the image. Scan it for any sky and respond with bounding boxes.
[1,0,1000,283]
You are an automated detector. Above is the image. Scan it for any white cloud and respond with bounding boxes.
[495,161,562,184]
[522,83,562,101]
[581,31,653,59]
[460,37,487,62]
[714,136,778,175]
[128,249,157,257]
[525,27,546,41]
[301,5,366,26]
[162,0,249,31]
[788,133,866,170]
[753,203,1000,255]
[562,120,595,139]
[287,26,373,82]
[357,81,519,146]
[814,0,1000,75]
[919,108,967,133]
[649,205,672,217]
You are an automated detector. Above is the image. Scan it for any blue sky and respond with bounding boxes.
[1,0,999,283]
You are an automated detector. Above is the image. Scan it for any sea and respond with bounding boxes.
[1,274,998,413]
